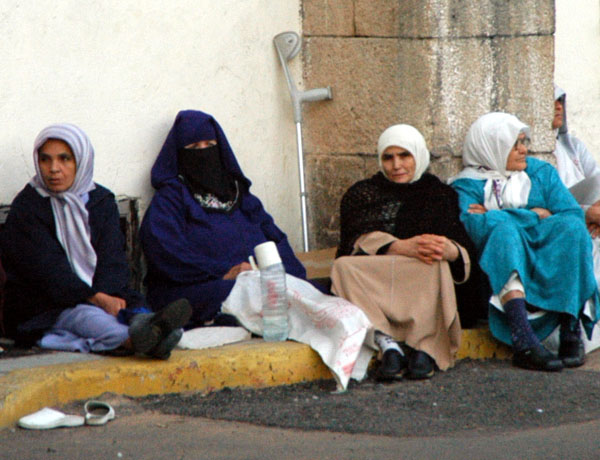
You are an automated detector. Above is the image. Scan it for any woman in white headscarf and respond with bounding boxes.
[331,124,490,380]
[450,112,599,372]
[1,123,190,358]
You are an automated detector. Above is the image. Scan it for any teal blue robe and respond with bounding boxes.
[452,158,599,345]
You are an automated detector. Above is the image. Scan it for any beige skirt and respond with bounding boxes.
[331,254,462,370]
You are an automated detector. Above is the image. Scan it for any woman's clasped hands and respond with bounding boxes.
[387,234,459,264]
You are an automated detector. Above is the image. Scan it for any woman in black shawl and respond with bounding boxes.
[331,124,489,380]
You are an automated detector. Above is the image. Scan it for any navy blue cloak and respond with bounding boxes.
[1,184,145,344]
[139,110,306,325]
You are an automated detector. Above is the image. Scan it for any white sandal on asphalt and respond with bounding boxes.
[84,400,115,426]
[18,407,85,430]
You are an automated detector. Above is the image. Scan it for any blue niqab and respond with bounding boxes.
[151,110,250,190]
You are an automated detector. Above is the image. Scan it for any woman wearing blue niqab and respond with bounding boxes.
[140,110,307,326]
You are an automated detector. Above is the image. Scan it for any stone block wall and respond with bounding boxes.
[301,0,555,249]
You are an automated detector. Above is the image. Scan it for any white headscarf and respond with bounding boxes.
[449,112,531,210]
[377,124,430,183]
[30,123,97,286]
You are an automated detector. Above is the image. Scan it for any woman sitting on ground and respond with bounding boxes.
[1,124,191,358]
[450,112,599,371]
[331,124,490,380]
[139,110,309,327]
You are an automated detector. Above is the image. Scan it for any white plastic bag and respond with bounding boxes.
[222,270,374,390]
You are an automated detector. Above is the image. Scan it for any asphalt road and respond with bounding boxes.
[3,357,600,459]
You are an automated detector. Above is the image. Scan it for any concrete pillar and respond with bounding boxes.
[301,0,555,249]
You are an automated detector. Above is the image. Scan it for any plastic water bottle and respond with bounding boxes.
[254,241,288,341]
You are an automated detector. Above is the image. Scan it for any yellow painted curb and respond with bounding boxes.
[457,328,512,360]
[0,340,331,429]
[0,327,509,429]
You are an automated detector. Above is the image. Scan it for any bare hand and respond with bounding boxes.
[468,204,488,214]
[586,200,600,226]
[87,292,126,316]
[417,234,459,262]
[387,237,433,263]
[531,207,552,220]
[387,235,458,264]
[223,262,253,280]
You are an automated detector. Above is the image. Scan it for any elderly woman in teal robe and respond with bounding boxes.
[450,112,599,372]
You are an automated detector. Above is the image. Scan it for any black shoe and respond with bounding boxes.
[376,349,407,381]
[513,345,564,372]
[129,299,192,354]
[406,350,435,380]
[559,337,585,368]
[149,329,184,360]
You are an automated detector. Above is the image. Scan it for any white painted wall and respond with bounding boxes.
[555,0,600,160]
[0,0,305,248]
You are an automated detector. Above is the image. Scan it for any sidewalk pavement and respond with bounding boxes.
[0,327,512,428]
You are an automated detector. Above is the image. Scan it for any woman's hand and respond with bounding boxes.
[387,235,459,264]
[468,204,488,214]
[87,292,126,316]
[387,237,432,263]
[223,262,252,280]
[531,207,552,220]
[417,234,459,262]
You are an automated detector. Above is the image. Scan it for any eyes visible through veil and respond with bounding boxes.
[184,140,217,150]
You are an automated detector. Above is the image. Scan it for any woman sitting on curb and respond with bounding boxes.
[450,112,599,371]
[1,123,190,358]
[331,124,490,381]
[140,110,313,327]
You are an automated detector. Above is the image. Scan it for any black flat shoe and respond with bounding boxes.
[513,345,564,372]
[129,298,192,354]
[149,329,184,360]
[559,337,585,368]
[376,349,407,381]
[406,350,435,380]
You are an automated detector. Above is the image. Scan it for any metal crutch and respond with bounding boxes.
[273,31,333,252]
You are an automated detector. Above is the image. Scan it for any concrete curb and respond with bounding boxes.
[0,328,510,429]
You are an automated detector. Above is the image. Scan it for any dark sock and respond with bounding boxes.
[503,298,540,351]
[559,314,581,343]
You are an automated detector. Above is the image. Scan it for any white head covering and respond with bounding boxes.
[449,112,531,210]
[30,123,97,286]
[377,124,430,183]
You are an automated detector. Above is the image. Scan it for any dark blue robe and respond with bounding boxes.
[139,110,306,325]
[1,184,145,344]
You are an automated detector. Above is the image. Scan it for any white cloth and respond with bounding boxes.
[222,270,374,391]
[30,124,97,286]
[376,124,430,183]
[448,112,532,210]
[555,137,586,188]
[553,85,600,353]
